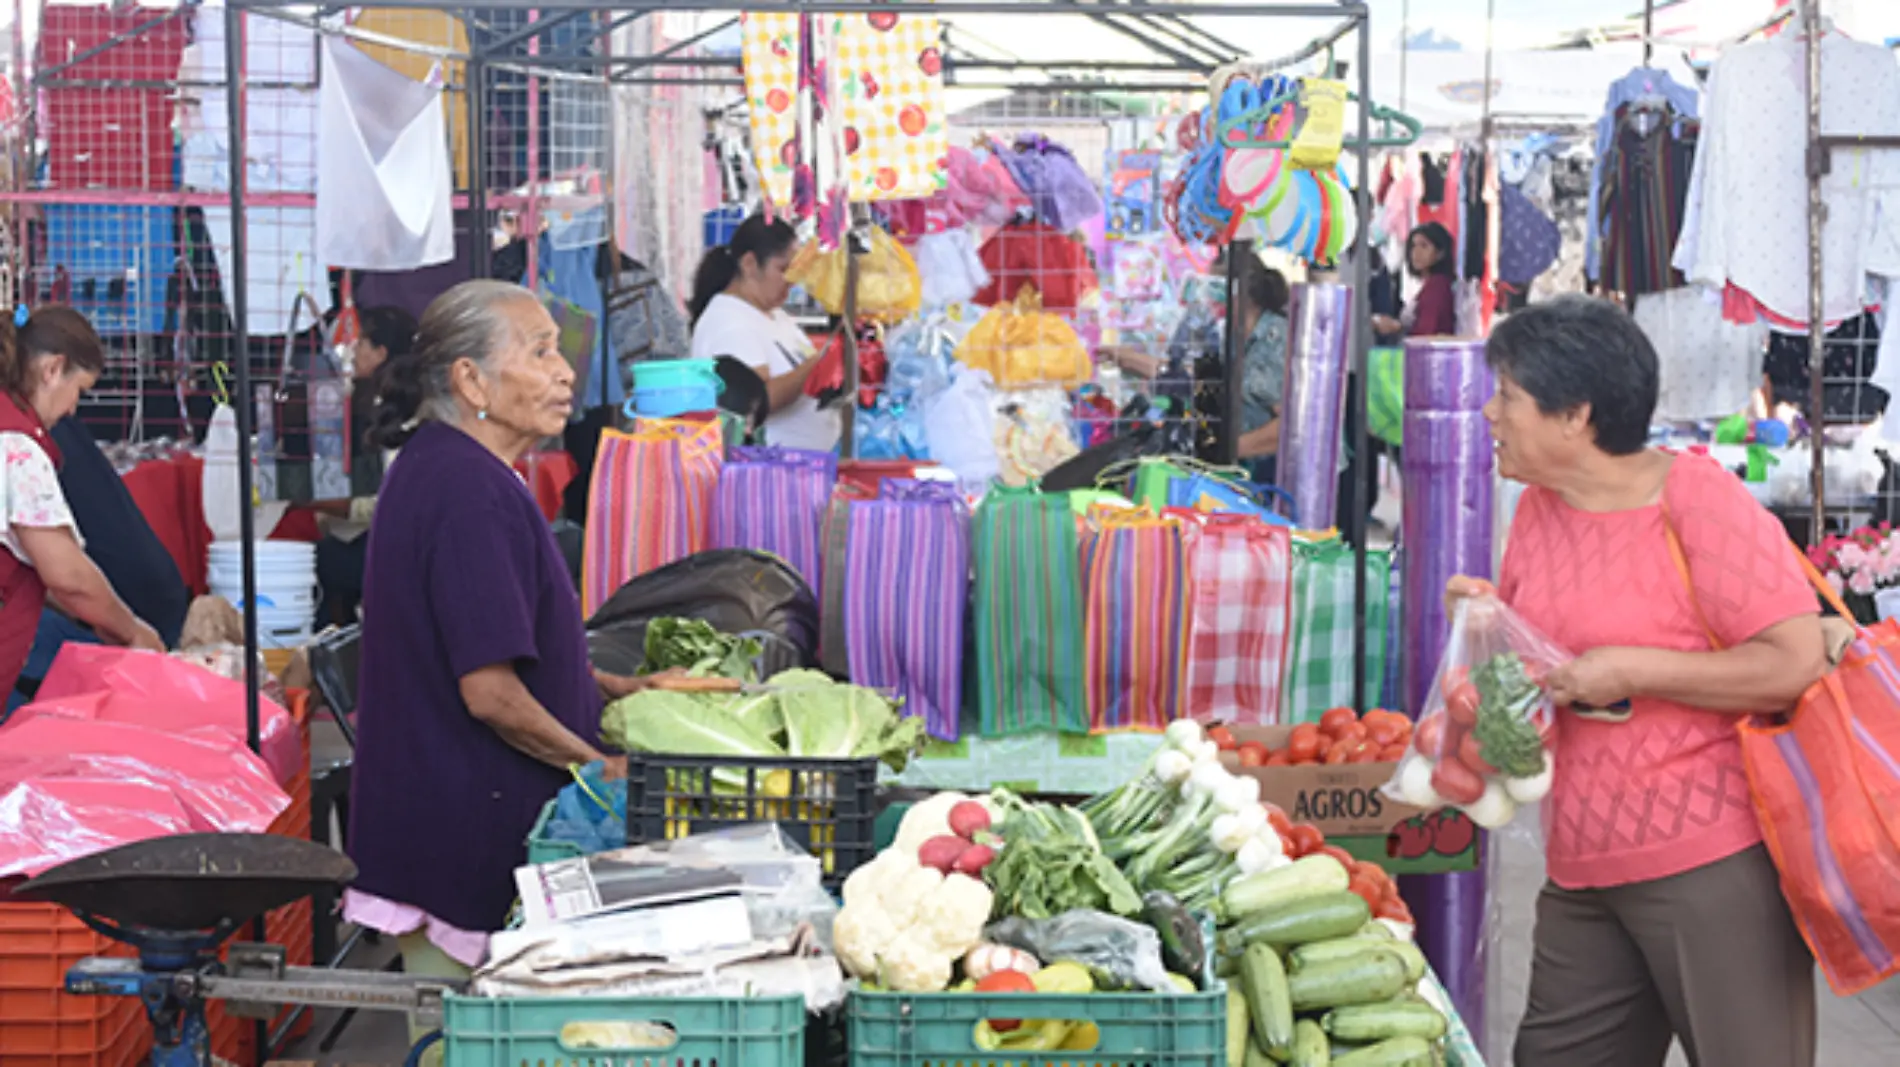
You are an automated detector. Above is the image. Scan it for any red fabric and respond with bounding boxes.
[1500,453,1818,890]
[1170,511,1290,727]
[0,393,57,699]
[516,451,577,522]
[973,222,1099,312]
[36,6,187,191]
[121,455,316,595]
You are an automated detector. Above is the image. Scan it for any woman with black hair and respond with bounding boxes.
[315,305,417,624]
[688,214,837,451]
[1372,222,1458,338]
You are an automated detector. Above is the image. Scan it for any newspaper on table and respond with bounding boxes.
[476,924,846,1012]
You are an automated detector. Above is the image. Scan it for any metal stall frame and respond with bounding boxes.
[209,0,1384,752]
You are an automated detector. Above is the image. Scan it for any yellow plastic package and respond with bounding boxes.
[785,228,921,323]
[955,287,1093,389]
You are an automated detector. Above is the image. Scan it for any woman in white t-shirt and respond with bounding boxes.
[688,215,840,451]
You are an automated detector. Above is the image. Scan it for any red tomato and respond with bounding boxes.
[1278,830,1299,855]
[1319,844,1356,868]
[1207,724,1239,751]
[1319,707,1359,737]
[1365,719,1404,747]
[1430,756,1487,805]
[1237,741,1268,767]
[1287,732,1322,763]
[1323,744,1352,765]
[1413,713,1448,758]
[1349,859,1388,888]
[974,970,1036,1031]
[1289,721,1322,743]
[1349,874,1383,910]
[1265,749,1290,766]
[1446,682,1482,727]
[1333,722,1370,747]
[1314,734,1335,760]
[1377,743,1410,762]
[1346,740,1381,764]
[1375,897,1414,924]
[1264,805,1293,836]
[1457,732,1497,776]
[1287,824,1327,858]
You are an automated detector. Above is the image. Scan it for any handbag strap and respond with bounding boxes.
[1659,499,1855,654]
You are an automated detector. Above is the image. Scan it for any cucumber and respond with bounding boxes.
[1289,1018,1330,1067]
[1329,1036,1434,1066]
[1229,891,1371,950]
[1244,1038,1276,1067]
[1240,944,1295,1059]
[1286,948,1410,1012]
[1291,938,1428,984]
[1322,999,1447,1043]
[1222,855,1352,919]
[1226,986,1252,1067]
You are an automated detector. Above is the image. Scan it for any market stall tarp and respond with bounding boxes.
[1363,47,1692,132]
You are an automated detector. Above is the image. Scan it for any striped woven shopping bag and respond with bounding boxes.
[971,485,1088,736]
[710,446,837,596]
[580,418,723,617]
[1080,506,1190,734]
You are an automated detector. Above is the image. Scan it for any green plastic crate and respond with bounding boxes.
[848,988,1225,1067]
[444,992,805,1067]
[525,799,583,867]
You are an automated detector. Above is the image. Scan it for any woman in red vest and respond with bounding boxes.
[0,307,162,698]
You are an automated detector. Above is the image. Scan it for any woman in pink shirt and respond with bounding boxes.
[1451,296,1826,1067]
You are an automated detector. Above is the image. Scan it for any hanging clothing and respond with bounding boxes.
[1762,314,1888,424]
[1596,105,1698,297]
[1633,287,1765,421]
[351,10,472,189]
[524,213,612,411]
[973,220,1099,312]
[1674,33,1900,326]
[317,38,455,271]
[1587,68,1700,283]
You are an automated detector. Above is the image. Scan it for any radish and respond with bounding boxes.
[948,800,992,840]
[952,844,996,875]
[918,834,969,873]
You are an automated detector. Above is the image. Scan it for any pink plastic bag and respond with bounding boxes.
[29,645,300,784]
[0,715,289,878]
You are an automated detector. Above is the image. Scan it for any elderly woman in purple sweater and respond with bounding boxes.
[343,281,655,1039]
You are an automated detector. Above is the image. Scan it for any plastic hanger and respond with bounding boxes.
[1216,83,1422,151]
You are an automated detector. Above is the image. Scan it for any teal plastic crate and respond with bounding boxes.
[525,799,583,866]
[848,988,1225,1067]
[444,992,805,1067]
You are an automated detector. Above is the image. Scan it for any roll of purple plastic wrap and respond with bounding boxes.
[1276,283,1354,529]
[1397,337,1495,1043]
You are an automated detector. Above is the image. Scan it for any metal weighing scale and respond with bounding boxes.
[14,832,463,1067]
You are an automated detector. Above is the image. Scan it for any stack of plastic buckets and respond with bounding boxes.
[629,358,722,418]
[207,541,318,646]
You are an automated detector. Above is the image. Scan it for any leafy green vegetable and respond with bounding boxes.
[600,689,781,759]
[769,668,924,773]
[985,789,1143,920]
[640,618,762,680]
[1471,651,1548,778]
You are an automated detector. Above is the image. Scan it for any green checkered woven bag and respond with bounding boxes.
[972,486,1089,736]
[1368,346,1405,447]
[1283,537,1392,723]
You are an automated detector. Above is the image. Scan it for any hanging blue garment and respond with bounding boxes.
[524,207,616,412]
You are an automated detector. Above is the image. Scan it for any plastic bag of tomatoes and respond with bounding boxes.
[1383,594,1570,829]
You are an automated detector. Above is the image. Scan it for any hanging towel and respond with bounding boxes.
[316,37,455,271]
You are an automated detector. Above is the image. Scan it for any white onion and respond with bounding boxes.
[1396,755,1445,809]
[1461,781,1518,829]
[1504,762,1555,804]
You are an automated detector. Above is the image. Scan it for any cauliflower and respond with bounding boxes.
[831,848,996,992]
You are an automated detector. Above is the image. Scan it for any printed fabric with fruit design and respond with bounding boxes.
[1498,451,1817,890]
[744,12,947,210]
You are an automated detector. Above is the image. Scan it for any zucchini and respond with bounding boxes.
[1145,890,1207,978]
[1240,944,1295,1059]
[1322,999,1447,1043]
[1229,892,1371,950]
[1291,938,1428,984]
[1286,948,1409,1012]
[1289,1018,1330,1067]
[1244,1038,1276,1067]
[1329,1036,1434,1066]
[1226,986,1252,1067]
[1223,855,1352,919]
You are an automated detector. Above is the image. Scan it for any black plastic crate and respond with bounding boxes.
[626,753,879,886]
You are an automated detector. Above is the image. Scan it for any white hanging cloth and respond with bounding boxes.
[316,37,454,271]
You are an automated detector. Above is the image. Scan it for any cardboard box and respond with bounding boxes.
[1220,724,1479,874]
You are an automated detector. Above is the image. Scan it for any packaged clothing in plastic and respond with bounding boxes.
[1384,595,1570,830]
[1171,511,1291,726]
[923,366,1000,491]
[942,145,1031,229]
[993,135,1105,232]
[582,419,724,617]
[972,486,1088,736]
[842,480,970,740]
[955,289,1093,389]
[28,644,302,784]
[973,222,1100,313]
[1081,508,1189,734]
[786,229,921,322]
[914,230,991,309]
[584,548,819,680]
[853,397,929,462]
[993,389,1079,488]
[0,714,290,877]
[710,446,838,596]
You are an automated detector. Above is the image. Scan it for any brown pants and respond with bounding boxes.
[1514,845,1815,1067]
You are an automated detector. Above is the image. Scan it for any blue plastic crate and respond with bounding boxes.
[444,992,805,1067]
[848,987,1226,1067]
[42,204,175,336]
